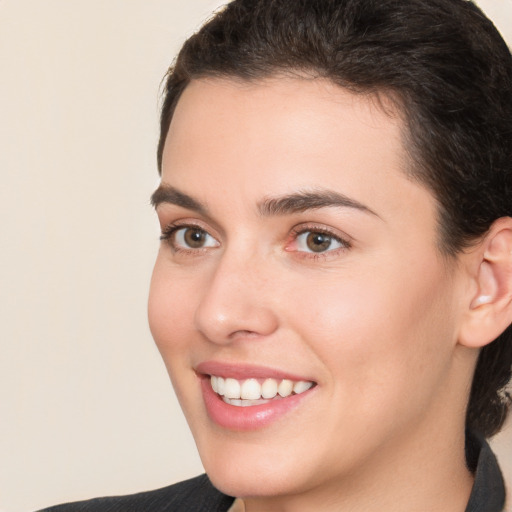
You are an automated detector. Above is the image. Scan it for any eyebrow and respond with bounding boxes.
[151,184,208,215]
[151,184,379,218]
[258,189,379,218]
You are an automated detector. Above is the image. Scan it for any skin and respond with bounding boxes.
[148,77,478,511]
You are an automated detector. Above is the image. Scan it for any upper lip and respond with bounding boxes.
[196,361,316,382]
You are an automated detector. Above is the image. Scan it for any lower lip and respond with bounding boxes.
[200,376,314,431]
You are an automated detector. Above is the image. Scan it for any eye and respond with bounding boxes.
[294,230,348,253]
[161,225,219,251]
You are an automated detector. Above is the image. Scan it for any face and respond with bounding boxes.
[149,78,469,503]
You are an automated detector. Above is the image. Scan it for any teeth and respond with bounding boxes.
[261,378,278,399]
[217,376,225,395]
[241,378,261,400]
[223,397,271,407]
[278,379,294,397]
[224,378,241,399]
[210,375,314,403]
[293,380,313,394]
[211,375,218,393]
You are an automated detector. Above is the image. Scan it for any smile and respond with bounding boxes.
[197,363,317,430]
[210,375,314,406]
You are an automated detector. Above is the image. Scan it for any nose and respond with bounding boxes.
[194,253,279,344]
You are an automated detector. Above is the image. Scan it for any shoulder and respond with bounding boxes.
[37,474,235,512]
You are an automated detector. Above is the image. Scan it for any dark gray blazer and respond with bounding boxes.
[38,474,234,512]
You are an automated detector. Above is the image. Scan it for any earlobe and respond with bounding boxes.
[459,217,512,349]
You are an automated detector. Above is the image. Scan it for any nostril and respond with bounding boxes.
[228,330,261,340]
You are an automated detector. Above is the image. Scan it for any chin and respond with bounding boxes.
[195,433,323,499]
[206,461,306,500]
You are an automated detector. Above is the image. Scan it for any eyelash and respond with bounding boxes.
[159,222,214,255]
[288,225,351,258]
[160,223,194,241]
[159,223,351,258]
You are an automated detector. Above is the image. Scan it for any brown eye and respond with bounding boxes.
[305,232,333,252]
[173,227,219,250]
[184,228,207,248]
[295,230,346,254]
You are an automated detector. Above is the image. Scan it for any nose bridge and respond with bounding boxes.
[194,247,278,343]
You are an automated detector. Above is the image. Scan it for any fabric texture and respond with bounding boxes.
[37,434,505,512]
[465,432,506,512]
[37,474,234,512]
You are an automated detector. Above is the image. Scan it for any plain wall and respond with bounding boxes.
[0,1,510,511]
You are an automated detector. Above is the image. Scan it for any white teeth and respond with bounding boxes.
[217,377,225,395]
[240,378,261,400]
[223,398,243,406]
[261,378,278,399]
[223,397,267,407]
[278,379,294,397]
[293,381,313,394]
[210,375,314,403]
[223,378,241,399]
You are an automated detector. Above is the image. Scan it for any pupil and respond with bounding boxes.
[185,229,205,248]
[306,232,331,252]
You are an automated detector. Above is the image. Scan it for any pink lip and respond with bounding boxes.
[196,361,313,381]
[196,361,316,431]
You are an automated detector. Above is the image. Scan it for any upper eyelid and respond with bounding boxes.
[290,223,353,244]
[155,205,224,238]
[161,222,216,238]
[295,229,348,245]
[156,203,355,234]
[160,218,218,236]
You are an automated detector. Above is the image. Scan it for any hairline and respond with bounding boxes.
[158,71,462,258]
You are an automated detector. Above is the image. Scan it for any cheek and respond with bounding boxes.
[148,258,204,415]
[148,257,195,360]
[287,257,457,408]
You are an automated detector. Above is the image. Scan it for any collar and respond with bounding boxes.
[465,431,506,512]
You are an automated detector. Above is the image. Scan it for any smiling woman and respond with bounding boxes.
[30,0,512,511]
[150,77,473,500]
[147,75,507,511]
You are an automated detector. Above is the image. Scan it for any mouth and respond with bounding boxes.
[210,375,314,406]
[196,362,317,430]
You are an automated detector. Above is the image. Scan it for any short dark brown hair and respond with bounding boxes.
[157,0,512,438]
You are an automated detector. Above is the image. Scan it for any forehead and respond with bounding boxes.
[167,77,405,153]
[164,77,405,172]
[161,77,435,231]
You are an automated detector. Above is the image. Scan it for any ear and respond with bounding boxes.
[458,217,512,348]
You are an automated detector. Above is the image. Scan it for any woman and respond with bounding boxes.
[41,0,511,510]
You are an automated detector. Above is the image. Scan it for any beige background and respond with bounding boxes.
[0,1,510,511]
